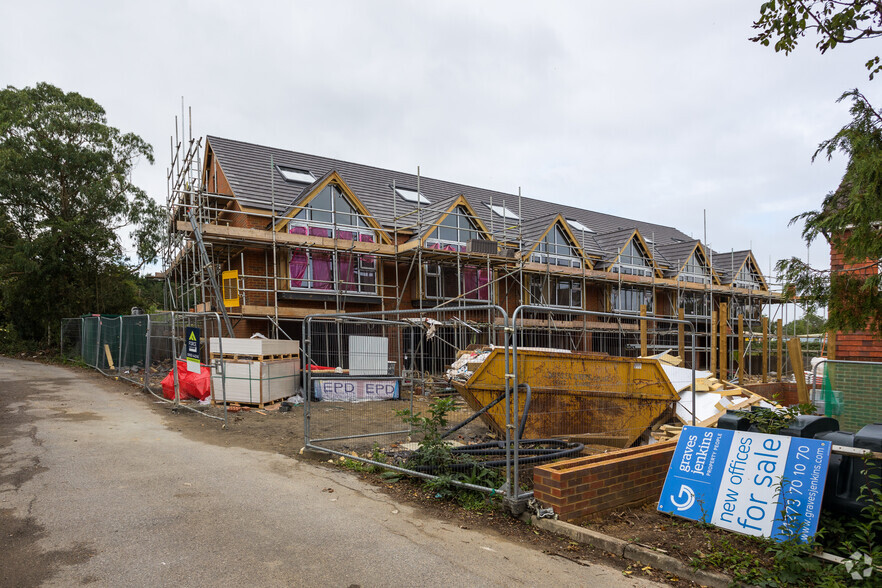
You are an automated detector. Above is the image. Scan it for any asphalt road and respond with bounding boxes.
[0,357,662,587]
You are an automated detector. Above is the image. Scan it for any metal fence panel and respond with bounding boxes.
[812,359,882,432]
[304,306,514,497]
[60,318,83,361]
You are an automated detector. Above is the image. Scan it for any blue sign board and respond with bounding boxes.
[658,426,831,543]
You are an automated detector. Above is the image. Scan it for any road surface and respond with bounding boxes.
[0,357,662,587]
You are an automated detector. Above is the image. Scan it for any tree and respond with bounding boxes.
[0,83,164,342]
[776,90,882,335]
[751,1,882,79]
[783,311,828,335]
[751,3,882,337]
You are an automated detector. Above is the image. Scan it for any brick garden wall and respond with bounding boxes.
[533,441,676,523]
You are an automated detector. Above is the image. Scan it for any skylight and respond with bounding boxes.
[486,203,519,220]
[395,187,430,204]
[566,219,594,233]
[277,166,315,184]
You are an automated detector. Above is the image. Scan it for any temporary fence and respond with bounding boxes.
[302,305,519,498]
[59,312,231,426]
[812,359,882,432]
[302,305,697,506]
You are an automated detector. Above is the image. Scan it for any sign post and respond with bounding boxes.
[185,327,201,373]
[658,426,831,543]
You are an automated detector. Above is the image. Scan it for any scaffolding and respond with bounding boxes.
[161,119,787,377]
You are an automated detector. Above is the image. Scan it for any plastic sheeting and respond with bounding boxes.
[161,360,211,401]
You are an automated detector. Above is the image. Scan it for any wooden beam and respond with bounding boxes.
[678,307,685,362]
[828,330,837,360]
[639,305,648,356]
[761,316,769,384]
[738,314,744,384]
[788,337,809,404]
[776,318,783,383]
[176,221,396,255]
[238,305,338,319]
[710,310,717,378]
[719,302,728,381]
[495,317,638,330]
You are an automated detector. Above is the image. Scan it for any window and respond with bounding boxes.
[291,184,368,231]
[679,291,710,317]
[423,206,490,301]
[486,203,519,221]
[395,187,430,204]
[611,238,653,277]
[529,275,582,308]
[424,263,490,301]
[733,262,763,290]
[426,206,481,248]
[566,219,594,234]
[288,184,378,294]
[531,223,582,268]
[277,166,315,184]
[679,251,711,284]
[610,285,653,313]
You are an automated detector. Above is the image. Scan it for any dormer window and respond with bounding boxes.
[531,223,582,268]
[426,206,480,247]
[678,251,711,284]
[277,166,315,184]
[733,261,763,290]
[612,238,653,277]
[395,187,430,204]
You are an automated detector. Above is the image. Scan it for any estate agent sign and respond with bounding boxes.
[658,426,831,543]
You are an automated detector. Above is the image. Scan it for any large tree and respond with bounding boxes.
[0,83,163,342]
[751,2,882,336]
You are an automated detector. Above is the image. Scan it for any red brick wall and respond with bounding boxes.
[829,238,882,362]
[533,441,676,522]
[744,382,799,406]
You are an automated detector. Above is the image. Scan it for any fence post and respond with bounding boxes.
[96,316,102,370]
[118,317,123,378]
[144,315,152,393]
[718,302,728,380]
[761,316,768,384]
[776,318,783,382]
[738,314,744,383]
[639,305,647,356]
[710,310,717,378]
[677,308,685,363]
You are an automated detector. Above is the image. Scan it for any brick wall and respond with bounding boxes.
[829,238,882,362]
[744,382,799,406]
[533,441,676,523]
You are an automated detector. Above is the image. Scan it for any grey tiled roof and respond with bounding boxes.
[206,135,758,280]
[655,240,700,275]
[710,249,751,282]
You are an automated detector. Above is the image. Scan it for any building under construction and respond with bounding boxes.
[162,131,782,377]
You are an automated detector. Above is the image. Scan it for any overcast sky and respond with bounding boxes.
[2,1,876,283]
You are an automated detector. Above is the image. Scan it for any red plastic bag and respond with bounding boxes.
[160,360,211,401]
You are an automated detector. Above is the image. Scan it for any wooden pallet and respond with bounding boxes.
[210,352,298,362]
[212,398,284,410]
